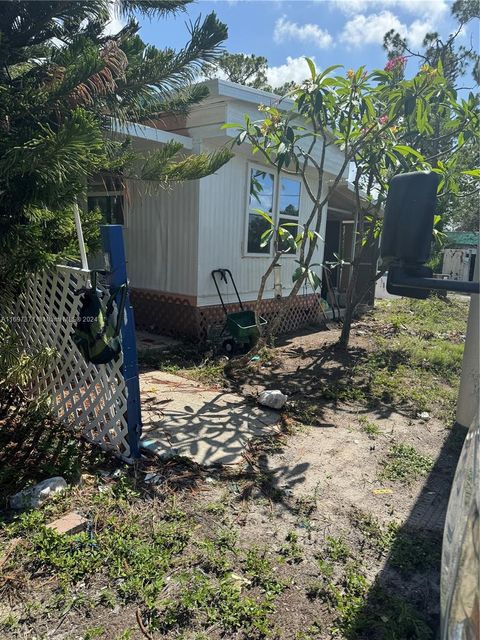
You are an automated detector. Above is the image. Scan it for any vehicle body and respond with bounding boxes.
[441,416,480,639]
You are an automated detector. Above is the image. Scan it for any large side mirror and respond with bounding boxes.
[381,172,479,298]
[381,172,439,265]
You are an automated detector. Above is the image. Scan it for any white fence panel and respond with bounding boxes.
[11,265,132,461]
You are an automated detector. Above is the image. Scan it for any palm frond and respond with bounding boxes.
[117,0,192,19]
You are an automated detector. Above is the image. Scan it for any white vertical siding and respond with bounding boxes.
[197,152,327,307]
[123,179,199,296]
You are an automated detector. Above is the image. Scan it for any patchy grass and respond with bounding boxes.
[389,530,441,575]
[358,416,381,438]
[0,486,286,640]
[278,530,304,564]
[347,584,434,640]
[380,443,433,483]
[309,296,468,421]
[305,515,436,638]
[376,295,468,338]
[359,297,467,420]
[138,344,226,386]
[351,510,399,556]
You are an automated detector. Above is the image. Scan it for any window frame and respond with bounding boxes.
[243,163,277,257]
[243,162,302,259]
[277,174,302,257]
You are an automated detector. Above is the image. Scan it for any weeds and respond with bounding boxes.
[381,444,433,483]
[325,535,351,562]
[197,538,232,575]
[346,583,433,639]
[316,297,467,420]
[358,416,381,438]
[83,628,105,640]
[154,570,277,638]
[390,531,441,574]
[352,510,398,555]
[244,547,285,595]
[138,345,226,386]
[279,531,303,564]
[352,509,441,575]
[294,622,323,639]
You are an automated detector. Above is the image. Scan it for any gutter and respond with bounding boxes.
[109,119,193,150]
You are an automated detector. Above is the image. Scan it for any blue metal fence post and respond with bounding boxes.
[100,225,142,459]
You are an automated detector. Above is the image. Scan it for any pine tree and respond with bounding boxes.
[0,0,231,299]
[203,52,269,88]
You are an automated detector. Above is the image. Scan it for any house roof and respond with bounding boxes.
[110,118,193,149]
[444,232,479,248]
[200,78,295,110]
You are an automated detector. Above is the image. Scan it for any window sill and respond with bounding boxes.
[241,252,298,259]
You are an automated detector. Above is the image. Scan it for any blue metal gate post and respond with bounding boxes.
[101,225,142,459]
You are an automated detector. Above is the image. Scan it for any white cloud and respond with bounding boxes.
[340,10,407,46]
[408,18,435,47]
[274,16,333,49]
[266,56,317,87]
[339,7,442,49]
[332,0,448,20]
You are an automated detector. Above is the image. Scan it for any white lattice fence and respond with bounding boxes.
[11,265,132,461]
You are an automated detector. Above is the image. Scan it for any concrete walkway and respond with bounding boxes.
[139,371,280,466]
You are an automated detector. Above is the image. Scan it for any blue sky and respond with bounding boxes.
[129,0,478,88]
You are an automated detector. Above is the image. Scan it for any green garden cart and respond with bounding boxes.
[211,269,267,354]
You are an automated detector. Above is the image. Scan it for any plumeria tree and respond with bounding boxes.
[228,57,478,353]
[383,0,480,232]
[337,56,479,348]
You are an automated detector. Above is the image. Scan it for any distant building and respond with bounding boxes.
[442,232,478,282]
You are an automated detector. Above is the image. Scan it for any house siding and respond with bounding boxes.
[123,179,199,296]
[196,151,327,307]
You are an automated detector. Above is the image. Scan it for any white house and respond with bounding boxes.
[87,79,377,340]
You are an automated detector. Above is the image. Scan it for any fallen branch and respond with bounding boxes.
[136,608,154,640]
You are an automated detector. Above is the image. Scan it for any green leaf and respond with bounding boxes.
[416,99,425,132]
[307,269,321,290]
[393,145,424,160]
[252,208,273,224]
[314,91,323,114]
[362,96,376,120]
[462,169,480,178]
[404,95,416,117]
[305,57,316,81]
[292,266,306,282]
[260,228,274,247]
[285,126,295,143]
[318,64,343,82]
[237,131,247,145]
[221,123,242,129]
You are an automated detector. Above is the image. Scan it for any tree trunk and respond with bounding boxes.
[338,261,359,349]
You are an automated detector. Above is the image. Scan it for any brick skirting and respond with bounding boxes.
[130,288,324,341]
